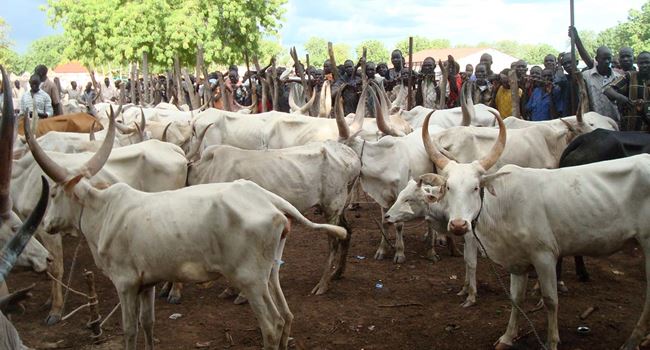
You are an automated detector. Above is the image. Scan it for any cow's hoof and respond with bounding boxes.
[218,287,237,299]
[45,314,61,326]
[374,251,386,260]
[427,253,441,263]
[558,281,569,294]
[167,294,181,305]
[310,283,328,296]
[461,299,476,308]
[494,342,513,350]
[393,255,406,264]
[233,294,248,305]
[457,287,468,297]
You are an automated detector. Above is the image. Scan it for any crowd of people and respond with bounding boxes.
[1,26,647,131]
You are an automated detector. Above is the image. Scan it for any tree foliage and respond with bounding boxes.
[596,0,650,53]
[46,0,286,70]
[0,17,16,70]
[488,40,557,64]
[355,40,389,64]
[394,36,450,54]
[303,37,352,67]
[13,34,69,74]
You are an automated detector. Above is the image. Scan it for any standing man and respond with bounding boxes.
[582,46,621,123]
[12,80,24,101]
[101,77,116,102]
[416,57,438,109]
[471,63,493,105]
[63,81,81,101]
[605,51,650,131]
[332,59,361,115]
[525,68,562,121]
[34,65,61,116]
[21,74,53,118]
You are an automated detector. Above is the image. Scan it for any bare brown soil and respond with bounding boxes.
[7,202,649,350]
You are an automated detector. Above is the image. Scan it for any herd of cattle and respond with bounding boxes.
[1,63,650,350]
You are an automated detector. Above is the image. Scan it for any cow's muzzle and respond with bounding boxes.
[449,219,469,236]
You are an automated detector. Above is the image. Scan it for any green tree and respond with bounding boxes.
[46,0,286,69]
[596,1,650,53]
[355,40,388,64]
[520,44,558,65]
[15,34,69,74]
[0,17,16,70]
[394,36,450,54]
[303,37,352,67]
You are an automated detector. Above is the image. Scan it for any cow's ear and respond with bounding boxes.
[418,173,446,187]
[480,172,509,196]
[63,174,84,194]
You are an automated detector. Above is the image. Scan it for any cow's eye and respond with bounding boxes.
[474,187,479,191]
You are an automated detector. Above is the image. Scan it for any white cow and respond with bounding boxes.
[188,141,360,295]
[187,84,412,158]
[13,134,187,325]
[25,110,347,350]
[407,111,650,350]
[504,111,618,131]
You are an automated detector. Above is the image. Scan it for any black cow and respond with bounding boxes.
[557,128,650,284]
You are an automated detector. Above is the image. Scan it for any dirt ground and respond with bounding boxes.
[7,201,649,350]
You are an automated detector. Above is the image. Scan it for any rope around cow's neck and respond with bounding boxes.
[471,188,548,350]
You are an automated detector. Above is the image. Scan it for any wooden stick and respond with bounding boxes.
[253,55,268,112]
[580,306,598,320]
[508,69,520,118]
[270,57,279,111]
[407,36,414,110]
[377,302,423,308]
[142,52,149,104]
[328,42,339,82]
[84,270,102,339]
[569,0,577,115]
[438,60,447,109]
[181,68,197,110]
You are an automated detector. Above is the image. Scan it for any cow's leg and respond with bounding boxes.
[620,239,650,350]
[242,282,283,350]
[333,212,351,279]
[39,231,63,325]
[374,208,391,261]
[534,254,560,350]
[138,286,155,350]
[495,273,528,349]
[447,235,463,257]
[311,212,340,295]
[575,256,590,282]
[554,258,569,294]
[167,283,182,304]
[459,233,478,307]
[158,282,172,299]
[394,222,406,264]
[269,260,293,349]
[426,224,441,262]
[117,286,140,350]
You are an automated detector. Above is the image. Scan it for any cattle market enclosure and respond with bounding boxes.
[8,203,648,349]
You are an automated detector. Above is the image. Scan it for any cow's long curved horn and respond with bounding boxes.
[24,114,70,184]
[89,121,97,141]
[288,86,301,113]
[334,84,349,140]
[0,66,15,216]
[0,176,49,282]
[299,88,317,115]
[478,108,506,171]
[137,108,146,141]
[422,111,449,170]
[185,123,213,161]
[233,89,258,112]
[80,106,116,177]
[115,121,137,134]
[319,81,332,118]
[162,122,172,142]
[371,81,400,137]
[460,81,474,126]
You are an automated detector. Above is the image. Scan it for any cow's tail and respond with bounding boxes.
[267,192,347,241]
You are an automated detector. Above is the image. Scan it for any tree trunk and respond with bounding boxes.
[142,52,149,105]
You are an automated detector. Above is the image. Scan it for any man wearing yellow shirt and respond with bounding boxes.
[494,68,522,118]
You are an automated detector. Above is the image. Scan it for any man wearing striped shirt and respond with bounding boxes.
[21,75,53,118]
